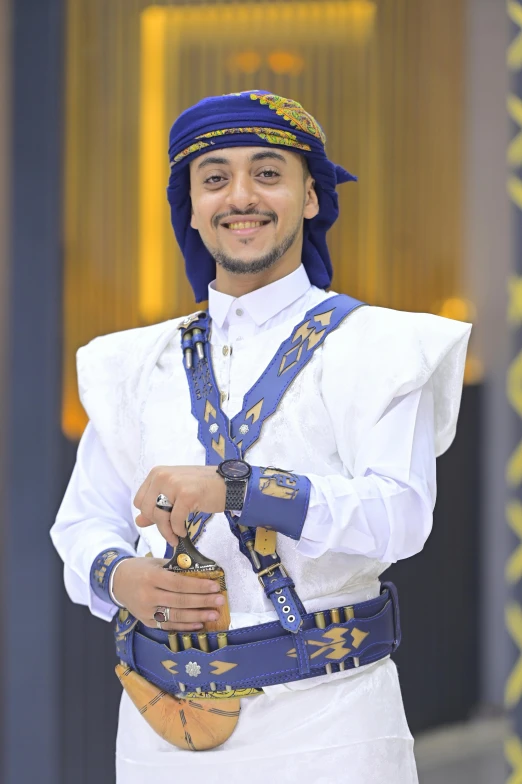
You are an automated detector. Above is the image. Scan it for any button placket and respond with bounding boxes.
[219,339,232,413]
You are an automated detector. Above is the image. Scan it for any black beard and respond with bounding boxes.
[209,222,301,276]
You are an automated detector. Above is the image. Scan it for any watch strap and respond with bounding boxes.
[225,479,247,511]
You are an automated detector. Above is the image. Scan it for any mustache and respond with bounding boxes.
[212,208,277,229]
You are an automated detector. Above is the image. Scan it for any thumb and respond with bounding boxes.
[135,513,155,528]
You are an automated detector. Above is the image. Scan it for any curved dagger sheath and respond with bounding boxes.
[116,533,240,751]
[163,535,231,631]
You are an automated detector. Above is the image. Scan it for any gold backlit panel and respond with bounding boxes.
[63,0,465,439]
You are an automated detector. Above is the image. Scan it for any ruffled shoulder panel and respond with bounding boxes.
[322,304,472,461]
[76,319,181,486]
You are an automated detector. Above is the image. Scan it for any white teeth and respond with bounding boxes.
[226,221,265,230]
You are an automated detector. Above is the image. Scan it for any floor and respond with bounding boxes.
[415,717,507,784]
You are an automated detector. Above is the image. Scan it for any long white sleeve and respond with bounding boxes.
[50,421,139,621]
[298,382,436,563]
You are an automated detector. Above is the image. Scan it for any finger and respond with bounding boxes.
[135,512,179,549]
[149,608,222,627]
[135,513,155,528]
[169,502,192,539]
[141,619,205,632]
[133,471,154,511]
[138,512,178,548]
[155,570,221,595]
[155,589,226,611]
[138,472,176,523]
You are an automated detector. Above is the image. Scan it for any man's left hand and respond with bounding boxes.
[133,466,226,546]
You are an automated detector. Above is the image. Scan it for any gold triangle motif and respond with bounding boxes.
[351,628,370,649]
[212,434,225,459]
[245,399,264,424]
[204,400,217,422]
[313,308,335,327]
[161,660,178,675]
[209,660,238,676]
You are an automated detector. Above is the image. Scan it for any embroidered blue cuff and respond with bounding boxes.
[90,548,133,606]
[239,466,311,541]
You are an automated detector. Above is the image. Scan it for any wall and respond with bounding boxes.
[464,0,511,707]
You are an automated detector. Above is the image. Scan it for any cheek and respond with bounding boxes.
[191,200,214,232]
[270,191,303,226]
[196,194,224,227]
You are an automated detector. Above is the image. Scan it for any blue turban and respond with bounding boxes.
[166,90,356,303]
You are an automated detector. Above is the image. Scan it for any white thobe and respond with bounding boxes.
[51,265,471,783]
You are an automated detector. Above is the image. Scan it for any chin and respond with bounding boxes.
[221,245,272,262]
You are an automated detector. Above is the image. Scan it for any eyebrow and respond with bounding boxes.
[196,150,288,170]
[197,156,230,170]
[249,151,287,164]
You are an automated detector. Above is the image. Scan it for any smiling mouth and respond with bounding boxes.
[221,220,271,230]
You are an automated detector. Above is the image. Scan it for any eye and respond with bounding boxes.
[204,174,227,185]
[258,168,280,179]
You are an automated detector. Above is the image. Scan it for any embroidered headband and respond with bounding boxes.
[166,90,357,302]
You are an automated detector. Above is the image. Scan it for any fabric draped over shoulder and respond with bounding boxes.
[76,321,180,488]
[320,305,472,474]
[75,301,471,495]
[166,91,357,302]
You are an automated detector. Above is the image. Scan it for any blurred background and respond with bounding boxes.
[0,0,514,781]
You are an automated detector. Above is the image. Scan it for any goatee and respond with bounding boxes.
[209,223,301,276]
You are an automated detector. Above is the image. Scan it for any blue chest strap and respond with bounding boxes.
[168,294,364,644]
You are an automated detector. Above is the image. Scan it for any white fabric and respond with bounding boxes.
[51,264,471,783]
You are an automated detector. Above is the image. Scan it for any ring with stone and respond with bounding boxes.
[154,606,170,624]
[156,493,174,513]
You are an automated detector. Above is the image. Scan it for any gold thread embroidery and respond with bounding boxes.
[171,127,311,168]
[197,126,311,152]
[171,141,210,166]
[258,467,299,501]
[250,93,326,145]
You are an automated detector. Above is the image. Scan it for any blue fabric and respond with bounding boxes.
[115,584,400,695]
[166,90,357,302]
[240,466,311,540]
[90,548,132,606]
[164,294,363,633]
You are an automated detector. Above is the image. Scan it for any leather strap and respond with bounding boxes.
[169,295,364,633]
[116,583,400,696]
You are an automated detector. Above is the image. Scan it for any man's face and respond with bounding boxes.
[189,146,318,275]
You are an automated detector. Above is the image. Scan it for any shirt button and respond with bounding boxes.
[235,308,244,316]
[237,336,243,341]
[222,346,229,356]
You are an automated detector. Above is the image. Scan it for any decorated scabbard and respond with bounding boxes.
[115,533,241,751]
[163,535,231,631]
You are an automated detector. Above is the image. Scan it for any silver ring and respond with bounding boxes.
[156,621,163,630]
[154,606,170,624]
[156,493,174,513]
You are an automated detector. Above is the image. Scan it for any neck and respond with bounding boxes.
[213,247,302,299]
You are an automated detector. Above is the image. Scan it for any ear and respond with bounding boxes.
[303,178,319,220]
[190,202,198,230]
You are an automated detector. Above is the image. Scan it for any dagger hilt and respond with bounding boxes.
[164,535,230,632]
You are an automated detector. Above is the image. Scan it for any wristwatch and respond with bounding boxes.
[216,459,252,511]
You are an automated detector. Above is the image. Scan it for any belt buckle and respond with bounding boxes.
[257,562,287,586]
[380,581,401,652]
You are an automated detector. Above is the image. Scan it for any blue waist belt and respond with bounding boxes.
[116,582,400,697]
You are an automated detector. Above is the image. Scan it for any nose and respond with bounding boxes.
[225,171,258,213]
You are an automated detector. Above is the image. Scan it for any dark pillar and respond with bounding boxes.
[0,1,65,782]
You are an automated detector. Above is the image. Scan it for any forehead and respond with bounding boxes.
[189,145,301,172]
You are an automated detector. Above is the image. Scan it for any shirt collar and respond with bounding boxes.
[208,265,312,329]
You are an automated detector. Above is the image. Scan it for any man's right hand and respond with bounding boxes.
[112,557,225,631]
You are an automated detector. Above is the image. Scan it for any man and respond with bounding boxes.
[51,91,471,783]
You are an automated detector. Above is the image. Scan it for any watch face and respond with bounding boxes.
[222,459,250,479]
